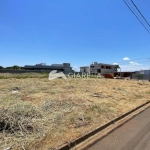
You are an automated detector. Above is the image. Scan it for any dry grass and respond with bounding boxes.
[0,74,150,150]
[0,73,48,79]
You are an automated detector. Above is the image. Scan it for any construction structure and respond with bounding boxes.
[80,62,119,78]
[80,66,90,73]
[23,63,72,74]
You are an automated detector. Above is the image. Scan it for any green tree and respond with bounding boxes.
[0,66,4,69]
[12,65,21,70]
[114,65,120,72]
[5,67,13,69]
[5,65,21,70]
[135,74,143,80]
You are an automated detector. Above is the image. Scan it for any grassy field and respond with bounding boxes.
[0,73,150,150]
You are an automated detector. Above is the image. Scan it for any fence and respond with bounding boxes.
[0,70,49,74]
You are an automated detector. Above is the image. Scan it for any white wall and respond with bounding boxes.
[80,67,90,73]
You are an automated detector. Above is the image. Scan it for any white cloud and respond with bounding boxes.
[123,57,130,61]
[120,63,149,71]
[114,57,149,71]
[113,63,118,65]
[130,61,141,66]
[72,66,80,71]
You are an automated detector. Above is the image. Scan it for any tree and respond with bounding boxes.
[5,65,21,70]
[5,67,13,69]
[114,65,120,72]
[0,66,4,69]
[12,65,21,70]
[135,74,143,80]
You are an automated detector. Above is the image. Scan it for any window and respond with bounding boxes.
[101,65,104,69]
[109,66,111,69]
[97,69,101,73]
[106,66,109,69]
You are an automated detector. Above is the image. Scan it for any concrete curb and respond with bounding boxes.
[58,100,150,150]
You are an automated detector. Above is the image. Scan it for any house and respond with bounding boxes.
[90,62,118,74]
[80,66,90,73]
[23,63,72,74]
[80,62,119,78]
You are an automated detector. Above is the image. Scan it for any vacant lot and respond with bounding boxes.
[0,73,150,150]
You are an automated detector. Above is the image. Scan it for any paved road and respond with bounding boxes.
[84,107,150,150]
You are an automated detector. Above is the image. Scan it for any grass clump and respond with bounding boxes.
[135,95,144,99]
[91,103,111,114]
[0,104,43,135]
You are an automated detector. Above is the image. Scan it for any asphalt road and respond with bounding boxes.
[84,107,150,150]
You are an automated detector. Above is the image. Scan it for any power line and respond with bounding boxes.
[119,60,150,65]
[113,60,150,65]
[123,0,150,34]
[128,57,148,61]
[126,0,145,23]
[130,0,150,27]
[113,57,147,64]
[120,57,147,63]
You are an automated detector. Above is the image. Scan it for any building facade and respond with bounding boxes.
[80,62,119,78]
[80,66,90,73]
[23,63,72,74]
[90,62,118,75]
[132,70,150,80]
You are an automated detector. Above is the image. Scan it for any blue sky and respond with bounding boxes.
[0,0,150,71]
